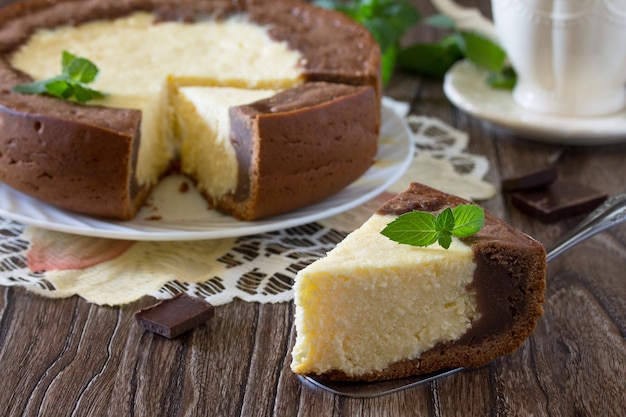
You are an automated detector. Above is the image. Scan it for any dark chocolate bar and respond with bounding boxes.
[501,166,558,192]
[135,293,215,339]
[511,178,607,222]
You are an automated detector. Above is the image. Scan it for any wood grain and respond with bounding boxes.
[1,1,626,416]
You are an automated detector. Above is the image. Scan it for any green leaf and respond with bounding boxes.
[67,57,99,83]
[451,205,485,237]
[455,31,506,72]
[379,1,421,32]
[381,211,438,247]
[435,207,455,232]
[12,51,106,103]
[381,204,485,249]
[486,65,517,90]
[72,84,106,103]
[314,3,514,87]
[437,230,452,249]
[61,50,77,72]
[12,79,54,95]
[45,79,74,99]
[363,17,399,52]
[435,209,454,249]
[380,44,397,85]
[397,36,463,78]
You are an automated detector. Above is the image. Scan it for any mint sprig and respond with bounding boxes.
[13,51,106,103]
[313,1,515,90]
[314,0,420,85]
[381,204,485,249]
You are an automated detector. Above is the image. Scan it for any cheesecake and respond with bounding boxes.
[291,183,546,381]
[0,0,380,220]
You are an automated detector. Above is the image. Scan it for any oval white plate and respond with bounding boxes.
[0,102,413,240]
[444,60,626,145]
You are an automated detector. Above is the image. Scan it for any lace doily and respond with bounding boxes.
[0,99,496,306]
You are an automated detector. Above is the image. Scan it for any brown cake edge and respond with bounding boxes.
[218,82,380,221]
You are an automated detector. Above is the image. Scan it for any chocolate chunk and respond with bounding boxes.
[135,293,214,339]
[501,166,558,192]
[511,178,607,222]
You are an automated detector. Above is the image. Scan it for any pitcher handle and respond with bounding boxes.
[429,0,498,42]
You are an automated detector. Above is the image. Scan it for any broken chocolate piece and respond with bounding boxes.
[511,178,607,222]
[502,166,558,192]
[135,293,214,339]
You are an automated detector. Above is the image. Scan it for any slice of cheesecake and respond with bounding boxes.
[291,183,546,381]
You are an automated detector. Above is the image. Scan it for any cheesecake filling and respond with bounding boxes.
[174,86,276,201]
[9,12,303,187]
[291,214,480,377]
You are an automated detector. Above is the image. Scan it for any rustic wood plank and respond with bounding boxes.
[435,368,494,416]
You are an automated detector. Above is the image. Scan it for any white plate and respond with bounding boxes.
[444,60,626,145]
[0,103,413,241]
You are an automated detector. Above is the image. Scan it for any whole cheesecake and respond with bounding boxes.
[291,183,547,381]
[0,0,381,220]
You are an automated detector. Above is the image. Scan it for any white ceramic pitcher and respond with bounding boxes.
[430,0,626,117]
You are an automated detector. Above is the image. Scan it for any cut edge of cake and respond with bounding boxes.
[173,86,278,203]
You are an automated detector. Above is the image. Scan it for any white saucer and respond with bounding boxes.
[443,60,626,145]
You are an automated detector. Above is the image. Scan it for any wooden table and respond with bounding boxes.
[1,1,625,415]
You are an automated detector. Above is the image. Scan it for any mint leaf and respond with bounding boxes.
[12,76,62,95]
[73,84,105,102]
[451,205,485,237]
[61,50,75,70]
[376,1,421,38]
[397,35,462,78]
[381,211,438,247]
[362,17,398,53]
[13,51,106,103]
[454,32,515,90]
[455,31,506,72]
[67,56,99,83]
[437,230,453,249]
[382,204,485,248]
[380,44,397,85]
[435,207,455,231]
[435,207,455,249]
[486,65,517,90]
[45,78,74,99]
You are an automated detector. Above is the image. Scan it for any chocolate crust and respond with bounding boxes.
[0,102,146,219]
[248,0,381,97]
[319,183,547,382]
[0,0,381,220]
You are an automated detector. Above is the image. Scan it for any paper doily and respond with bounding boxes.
[0,101,496,306]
